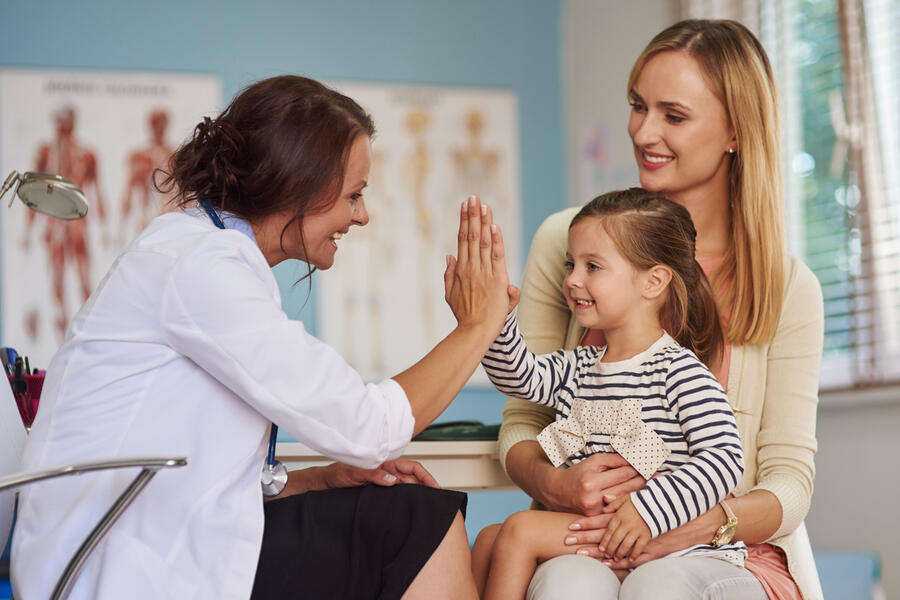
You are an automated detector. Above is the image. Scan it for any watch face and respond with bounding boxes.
[713,520,737,546]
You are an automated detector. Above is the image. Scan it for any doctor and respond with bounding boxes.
[11,75,515,599]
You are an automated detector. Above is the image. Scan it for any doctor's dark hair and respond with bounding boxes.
[570,188,723,369]
[158,75,375,274]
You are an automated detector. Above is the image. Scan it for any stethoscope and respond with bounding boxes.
[200,200,288,497]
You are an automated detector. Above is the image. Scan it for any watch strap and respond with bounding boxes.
[711,499,738,547]
[720,498,736,522]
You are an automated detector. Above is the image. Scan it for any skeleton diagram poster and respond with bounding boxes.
[318,82,521,386]
[0,69,221,367]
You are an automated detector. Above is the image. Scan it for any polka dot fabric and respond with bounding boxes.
[537,397,670,479]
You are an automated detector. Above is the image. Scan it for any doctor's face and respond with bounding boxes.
[299,135,372,269]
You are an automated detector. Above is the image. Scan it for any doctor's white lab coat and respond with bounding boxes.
[11,209,415,599]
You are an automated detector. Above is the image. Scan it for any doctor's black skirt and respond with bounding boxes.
[251,484,467,600]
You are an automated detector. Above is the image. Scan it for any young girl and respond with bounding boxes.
[474,188,745,599]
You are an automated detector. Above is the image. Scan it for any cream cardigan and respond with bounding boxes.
[499,207,824,600]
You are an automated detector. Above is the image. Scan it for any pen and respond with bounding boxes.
[0,347,16,376]
[12,356,34,427]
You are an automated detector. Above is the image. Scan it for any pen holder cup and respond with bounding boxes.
[7,373,44,428]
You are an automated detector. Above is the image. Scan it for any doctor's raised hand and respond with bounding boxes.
[277,196,517,500]
[391,194,518,431]
[445,196,519,329]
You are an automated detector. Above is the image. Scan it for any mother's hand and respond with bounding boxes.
[568,495,726,567]
[444,196,519,332]
[571,521,701,567]
[594,532,683,567]
[542,453,645,516]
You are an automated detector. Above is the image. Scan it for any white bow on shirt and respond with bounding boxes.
[537,397,670,480]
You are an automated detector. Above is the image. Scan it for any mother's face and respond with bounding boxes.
[627,50,735,206]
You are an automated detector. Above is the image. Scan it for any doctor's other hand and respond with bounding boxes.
[324,459,440,489]
[272,460,440,500]
[444,195,517,332]
[377,458,441,487]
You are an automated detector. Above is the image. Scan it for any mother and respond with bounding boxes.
[12,75,511,599]
[499,20,824,599]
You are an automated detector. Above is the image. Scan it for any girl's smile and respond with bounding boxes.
[563,219,646,333]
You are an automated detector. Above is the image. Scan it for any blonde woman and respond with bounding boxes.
[498,20,823,599]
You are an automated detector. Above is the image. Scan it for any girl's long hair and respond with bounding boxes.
[628,19,785,345]
[572,188,724,369]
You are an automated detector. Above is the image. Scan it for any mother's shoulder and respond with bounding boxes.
[538,206,581,232]
[530,206,581,250]
[781,253,824,319]
[784,254,822,297]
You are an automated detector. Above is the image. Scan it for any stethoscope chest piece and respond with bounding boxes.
[261,460,288,497]
[261,423,286,497]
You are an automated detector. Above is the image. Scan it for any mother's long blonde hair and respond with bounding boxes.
[628,19,785,345]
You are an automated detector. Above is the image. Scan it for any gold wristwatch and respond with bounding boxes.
[711,499,738,547]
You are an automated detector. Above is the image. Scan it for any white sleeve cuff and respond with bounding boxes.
[369,377,416,462]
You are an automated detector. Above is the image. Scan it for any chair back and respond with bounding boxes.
[1,378,26,551]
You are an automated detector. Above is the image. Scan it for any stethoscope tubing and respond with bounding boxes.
[200,200,285,494]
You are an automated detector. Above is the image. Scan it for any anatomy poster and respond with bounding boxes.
[0,69,220,367]
[319,82,521,385]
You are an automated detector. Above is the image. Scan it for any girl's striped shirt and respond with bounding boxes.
[483,312,747,565]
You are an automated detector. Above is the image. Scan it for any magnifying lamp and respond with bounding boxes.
[0,170,89,219]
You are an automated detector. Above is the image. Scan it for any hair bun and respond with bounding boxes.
[197,116,219,145]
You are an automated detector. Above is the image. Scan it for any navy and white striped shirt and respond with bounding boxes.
[484,312,747,563]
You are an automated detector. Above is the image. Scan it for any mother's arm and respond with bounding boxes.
[704,259,824,548]
[499,208,643,515]
[566,490,784,564]
[746,259,823,538]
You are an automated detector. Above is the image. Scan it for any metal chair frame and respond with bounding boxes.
[0,456,187,600]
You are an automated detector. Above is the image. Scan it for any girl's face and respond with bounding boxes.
[627,50,735,207]
[563,218,647,332]
[297,135,372,269]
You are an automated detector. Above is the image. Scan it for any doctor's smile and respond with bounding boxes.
[297,134,371,270]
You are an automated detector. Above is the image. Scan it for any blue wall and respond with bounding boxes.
[0,0,561,539]
[1,0,564,420]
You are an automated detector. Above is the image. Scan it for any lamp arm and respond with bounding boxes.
[1,171,21,208]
